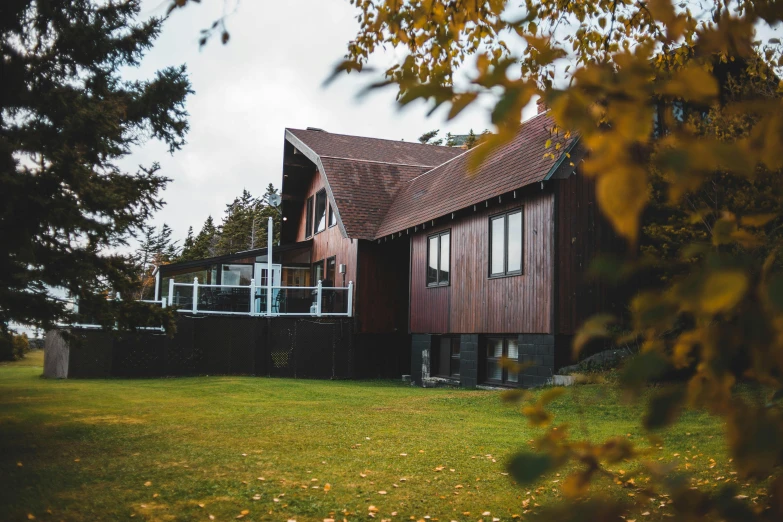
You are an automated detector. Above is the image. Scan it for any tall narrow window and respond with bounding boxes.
[489,208,523,277]
[328,203,337,227]
[426,230,450,287]
[484,336,519,385]
[314,189,327,233]
[305,196,314,238]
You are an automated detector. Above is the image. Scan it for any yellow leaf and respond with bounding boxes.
[143,481,152,487]
[701,271,748,314]
[324,483,331,492]
[594,165,648,244]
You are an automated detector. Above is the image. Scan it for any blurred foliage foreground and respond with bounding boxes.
[327,0,783,520]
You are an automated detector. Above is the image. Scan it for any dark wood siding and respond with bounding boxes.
[296,169,358,312]
[356,239,410,334]
[554,167,623,335]
[409,191,555,334]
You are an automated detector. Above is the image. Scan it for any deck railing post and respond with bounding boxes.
[347,281,353,317]
[161,297,167,308]
[192,277,198,314]
[168,278,174,307]
[249,280,255,316]
[316,280,322,317]
[267,216,273,317]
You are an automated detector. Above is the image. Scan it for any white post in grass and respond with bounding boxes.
[316,279,322,317]
[168,278,174,308]
[267,216,273,317]
[192,277,198,314]
[347,281,354,317]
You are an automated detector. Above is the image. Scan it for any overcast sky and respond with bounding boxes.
[124,0,527,244]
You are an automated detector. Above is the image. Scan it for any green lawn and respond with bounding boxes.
[0,351,740,521]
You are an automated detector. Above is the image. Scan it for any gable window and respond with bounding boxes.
[426,230,450,287]
[328,202,337,227]
[485,336,519,385]
[314,189,327,234]
[305,196,314,238]
[434,336,460,378]
[489,208,523,277]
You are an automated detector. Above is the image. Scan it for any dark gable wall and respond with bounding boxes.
[409,190,556,334]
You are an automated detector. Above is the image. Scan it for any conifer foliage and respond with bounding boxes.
[1,0,192,332]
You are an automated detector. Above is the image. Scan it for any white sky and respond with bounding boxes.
[124,0,523,243]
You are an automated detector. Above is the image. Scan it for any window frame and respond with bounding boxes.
[218,263,254,286]
[433,336,461,378]
[314,189,328,235]
[328,202,337,228]
[488,207,524,279]
[483,336,519,386]
[426,229,451,288]
[311,259,325,284]
[305,195,314,239]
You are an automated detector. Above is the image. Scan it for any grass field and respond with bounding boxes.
[0,351,741,521]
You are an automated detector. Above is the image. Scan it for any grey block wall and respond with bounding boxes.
[459,334,479,388]
[518,334,555,388]
[411,334,431,385]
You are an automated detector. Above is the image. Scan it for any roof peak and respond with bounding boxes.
[285,127,459,149]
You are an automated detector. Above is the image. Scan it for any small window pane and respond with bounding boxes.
[314,190,327,233]
[487,338,504,358]
[451,338,460,356]
[507,369,519,383]
[507,338,519,359]
[490,217,505,275]
[427,236,438,285]
[439,233,450,284]
[507,211,522,272]
[328,203,337,227]
[450,357,460,377]
[486,360,502,381]
[305,196,314,238]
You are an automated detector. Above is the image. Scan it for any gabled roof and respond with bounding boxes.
[375,112,574,238]
[284,129,463,240]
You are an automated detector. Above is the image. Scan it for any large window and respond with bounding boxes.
[305,196,314,238]
[221,264,253,286]
[314,189,327,234]
[426,230,450,287]
[485,336,519,385]
[434,336,460,378]
[489,209,523,277]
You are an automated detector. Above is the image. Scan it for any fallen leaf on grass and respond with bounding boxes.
[368,505,379,513]
[378,491,387,495]
[208,516,214,521]
[27,515,34,520]
[198,504,205,508]
[143,481,151,487]
[324,483,332,492]
[400,453,408,457]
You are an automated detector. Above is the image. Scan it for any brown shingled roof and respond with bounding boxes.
[287,128,463,167]
[285,128,463,240]
[375,112,572,238]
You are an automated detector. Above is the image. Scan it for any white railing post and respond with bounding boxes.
[115,292,121,301]
[154,269,160,301]
[316,280,322,317]
[161,297,167,308]
[192,277,198,314]
[168,279,174,307]
[267,216,273,317]
[347,281,353,317]
[249,280,255,316]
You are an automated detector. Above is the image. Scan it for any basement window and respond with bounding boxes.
[484,336,519,386]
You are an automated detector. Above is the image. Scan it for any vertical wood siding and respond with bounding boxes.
[356,239,410,334]
[295,170,358,299]
[409,191,555,334]
[554,168,623,335]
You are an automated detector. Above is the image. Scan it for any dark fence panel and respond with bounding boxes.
[68,330,113,378]
[66,316,367,379]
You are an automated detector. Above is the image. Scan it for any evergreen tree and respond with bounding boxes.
[181,216,218,261]
[418,129,442,145]
[0,0,191,332]
[464,129,478,149]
